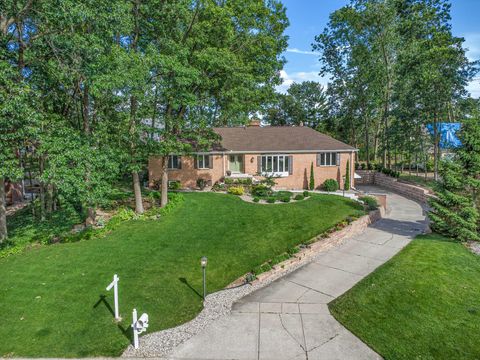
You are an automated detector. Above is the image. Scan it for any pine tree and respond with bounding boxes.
[309,162,315,190]
[429,112,480,241]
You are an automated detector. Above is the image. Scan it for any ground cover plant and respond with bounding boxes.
[0,192,363,357]
[330,234,480,359]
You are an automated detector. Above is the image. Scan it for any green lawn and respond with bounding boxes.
[330,234,480,360]
[398,173,438,192]
[0,192,363,357]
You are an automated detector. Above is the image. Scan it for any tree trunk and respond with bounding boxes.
[364,116,370,165]
[433,113,439,181]
[132,171,144,214]
[39,155,46,221]
[160,156,169,208]
[0,177,7,243]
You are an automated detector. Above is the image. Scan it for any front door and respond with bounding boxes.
[229,155,243,173]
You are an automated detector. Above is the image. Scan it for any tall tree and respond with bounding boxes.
[264,81,329,129]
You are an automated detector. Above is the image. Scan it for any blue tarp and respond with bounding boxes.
[426,123,462,149]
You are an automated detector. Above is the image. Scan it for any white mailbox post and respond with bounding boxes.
[132,308,149,349]
[106,274,120,321]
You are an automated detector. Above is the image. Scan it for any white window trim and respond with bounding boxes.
[197,154,210,169]
[319,152,338,167]
[261,154,289,177]
[168,155,179,169]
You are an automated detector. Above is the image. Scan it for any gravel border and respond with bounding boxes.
[122,209,381,358]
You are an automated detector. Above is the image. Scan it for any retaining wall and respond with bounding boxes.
[356,170,430,204]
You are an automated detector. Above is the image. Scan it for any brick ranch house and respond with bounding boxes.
[148,124,357,190]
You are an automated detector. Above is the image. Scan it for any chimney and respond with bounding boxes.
[248,118,261,127]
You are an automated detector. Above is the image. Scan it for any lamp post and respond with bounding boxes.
[201,256,208,300]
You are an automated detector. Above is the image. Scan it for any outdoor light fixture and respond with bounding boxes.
[201,256,208,300]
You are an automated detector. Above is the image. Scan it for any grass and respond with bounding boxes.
[0,192,363,357]
[329,234,480,360]
[398,173,438,192]
[2,205,84,256]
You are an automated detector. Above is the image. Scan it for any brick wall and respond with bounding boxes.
[149,151,356,190]
[355,170,429,204]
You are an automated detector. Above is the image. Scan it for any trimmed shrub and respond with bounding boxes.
[323,179,339,192]
[253,197,260,203]
[251,184,271,197]
[227,186,244,196]
[303,190,309,197]
[168,181,181,190]
[196,178,207,190]
[266,197,276,203]
[309,162,315,190]
[360,196,378,211]
[280,196,291,203]
[294,194,304,201]
[276,191,292,199]
[345,160,350,191]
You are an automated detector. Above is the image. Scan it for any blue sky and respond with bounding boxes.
[279,0,480,97]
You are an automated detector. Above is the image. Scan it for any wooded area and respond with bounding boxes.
[0,0,289,242]
[264,0,478,180]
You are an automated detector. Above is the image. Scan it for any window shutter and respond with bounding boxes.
[193,155,198,169]
[288,155,293,175]
[257,156,262,174]
[177,156,182,169]
[316,153,321,167]
[336,153,340,166]
[208,155,213,169]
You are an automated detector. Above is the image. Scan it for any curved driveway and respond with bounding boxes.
[169,187,427,360]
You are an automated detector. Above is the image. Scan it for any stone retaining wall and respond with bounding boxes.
[356,170,430,204]
[250,207,384,285]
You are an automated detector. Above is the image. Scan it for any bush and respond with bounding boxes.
[227,186,244,196]
[251,184,271,197]
[360,196,378,211]
[280,196,290,203]
[224,177,234,184]
[266,197,276,203]
[323,179,339,192]
[367,162,374,170]
[196,178,208,190]
[276,191,292,199]
[294,194,304,201]
[253,197,260,203]
[361,163,366,170]
[168,181,181,190]
[309,162,315,190]
[303,190,309,197]
[355,162,360,170]
[211,182,226,192]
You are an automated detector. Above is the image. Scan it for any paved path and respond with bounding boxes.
[169,187,427,360]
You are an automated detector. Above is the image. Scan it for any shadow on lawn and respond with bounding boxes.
[179,277,203,299]
[93,294,132,342]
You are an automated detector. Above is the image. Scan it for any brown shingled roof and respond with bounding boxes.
[212,126,356,152]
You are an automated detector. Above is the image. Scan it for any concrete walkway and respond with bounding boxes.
[169,187,427,360]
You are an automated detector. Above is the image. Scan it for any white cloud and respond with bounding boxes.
[467,79,480,99]
[286,48,320,56]
[276,70,329,93]
[463,33,480,62]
